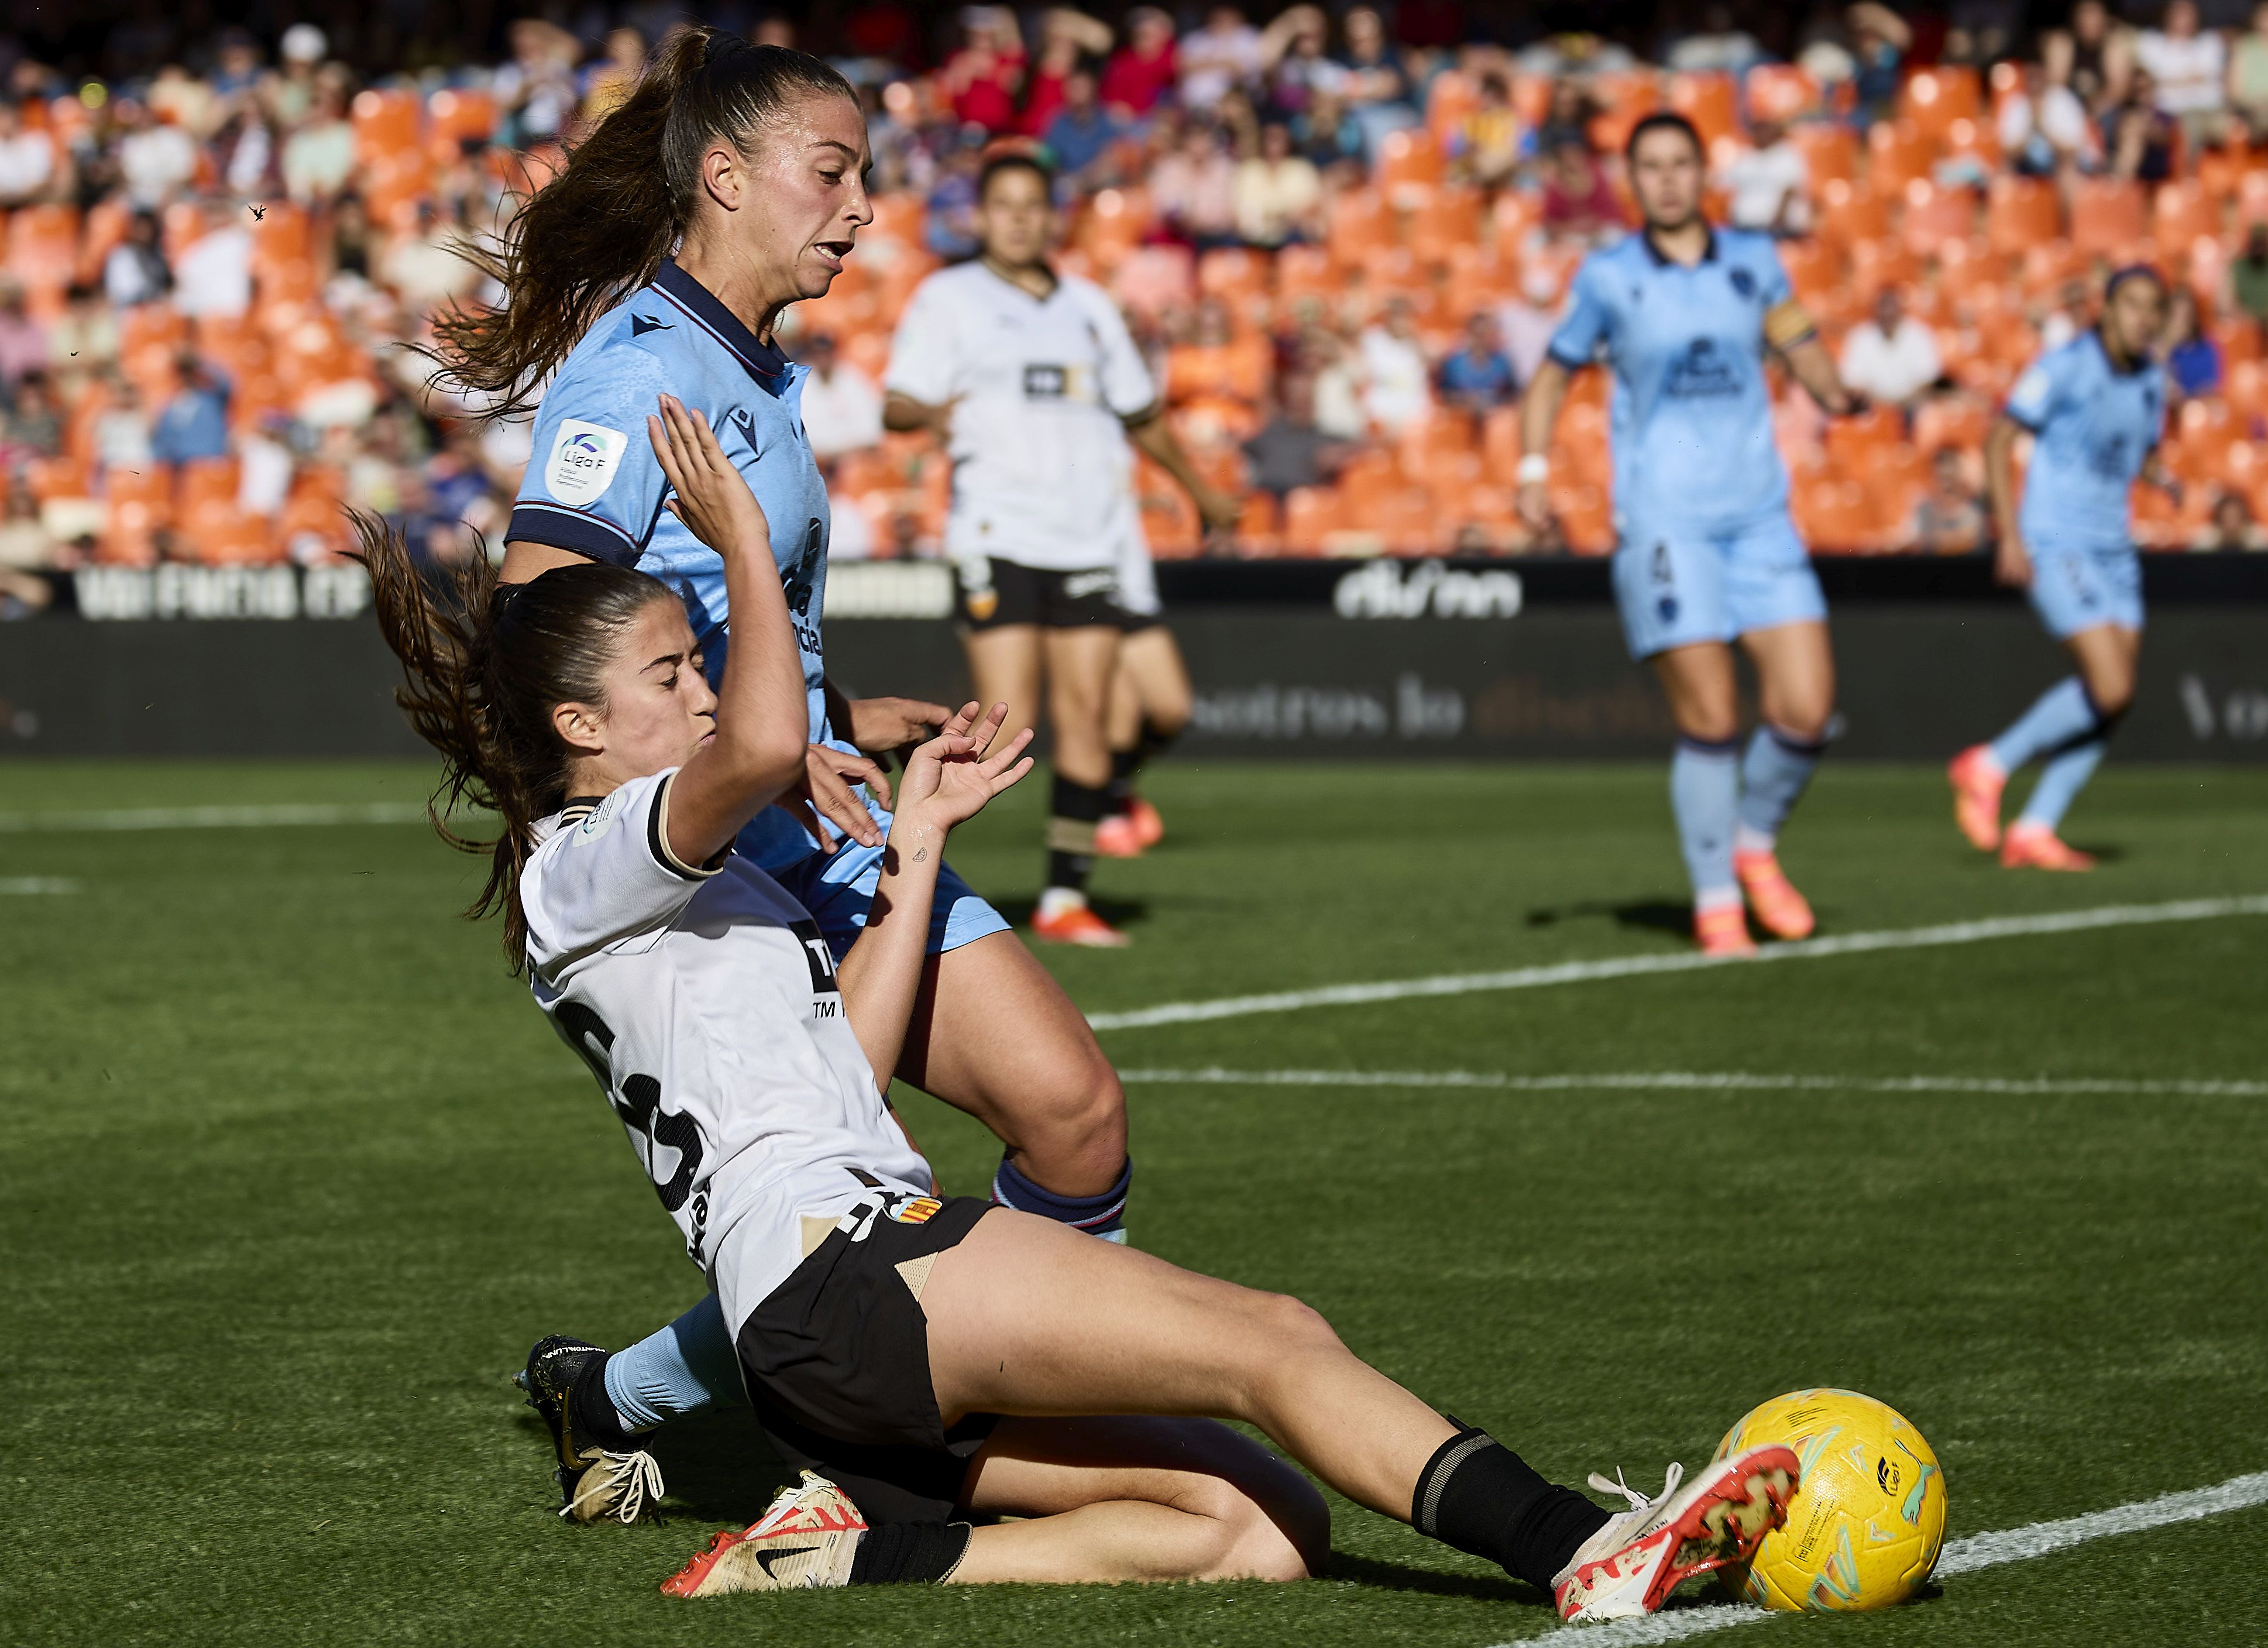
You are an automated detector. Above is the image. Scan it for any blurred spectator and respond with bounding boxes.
[2104,68,2177,181]
[1531,79,1598,156]
[267,23,329,127]
[1234,121,1321,246]
[379,199,480,311]
[0,488,59,616]
[0,284,48,389]
[1847,4,1914,123]
[1260,6,1344,118]
[238,414,294,520]
[1453,71,1522,190]
[1101,7,1178,117]
[1242,371,1353,496]
[104,212,171,308]
[50,286,119,400]
[0,99,58,207]
[2229,223,2268,328]
[1294,89,1365,170]
[1668,4,1765,74]
[1912,448,1988,552]
[2038,276,2092,351]
[496,20,582,148]
[582,29,648,128]
[2197,490,2268,549]
[1309,329,1367,438]
[2,371,62,461]
[283,68,357,206]
[798,334,884,460]
[209,29,263,102]
[214,105,282,200]
[1338,5,1418,159]
[331,194,376,281]
[1720,118,1810,235]
[826,468,878,559]
[92,379,155,474]
[150,353,231,465]
[1180,5,1263,112]
[1839,290,1943,407]
[2162,289,2222,399]
[942,7,1025,133]
[173,200,253,319]
[1496,266,1566,387]
[1999,58,2099,176]
[1540,138,1626,243]
[115,100,198,208]
[149,64,218,136]
[2230,2,2268,138]
[1152,123,1239,248]
[2136,0,2226,147]
[1044,71,1124,184]
[1359,297,1432,431]
[2046,0,2133,111]
[1436,314,1519,411]
[1018,10,1112,140]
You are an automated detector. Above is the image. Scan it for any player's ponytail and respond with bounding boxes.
[432,27,856,416]
[348,514,673,970]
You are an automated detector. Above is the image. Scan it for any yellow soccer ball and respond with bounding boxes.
[1713,1388,1947,1612]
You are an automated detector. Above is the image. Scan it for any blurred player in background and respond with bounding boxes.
[1949,267,2170,868]
[1096,519,1191,858]
[884,154,1236,946]
[1516,112,1862,956]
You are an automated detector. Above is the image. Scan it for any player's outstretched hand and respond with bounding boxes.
[894,703,1035,832]
[649,393,769,558]
[1993,534,2033,590]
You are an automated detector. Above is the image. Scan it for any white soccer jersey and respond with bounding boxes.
[885,260,1155,572]
[520,770,932,1332]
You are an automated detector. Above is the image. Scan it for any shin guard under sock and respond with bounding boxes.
[848,1520,973,1584]
[1411,1424,1611,1591]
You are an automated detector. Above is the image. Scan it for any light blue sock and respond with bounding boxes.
[602,1294,748,1433]
[1671,736,1741,907]
[1989,678,2101,773]
[2015,736,2108,832]
[1734,725,1825,851]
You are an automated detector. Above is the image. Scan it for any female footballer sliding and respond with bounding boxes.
[438,33,1148,1453]
[355,388,1797,1617]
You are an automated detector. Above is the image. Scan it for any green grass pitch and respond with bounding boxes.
[3,758,2265,1646]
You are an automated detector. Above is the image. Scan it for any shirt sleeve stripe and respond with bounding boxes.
[506,504,642,566]
[649,770,727,883]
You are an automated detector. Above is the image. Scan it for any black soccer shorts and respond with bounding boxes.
[955,557,1130,631]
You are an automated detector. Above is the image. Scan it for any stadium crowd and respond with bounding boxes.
[5,0,2268,616]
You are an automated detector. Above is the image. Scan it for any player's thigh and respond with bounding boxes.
[1739,619,1836,738]
[1042,624,1121,780]
[922,1210,1339,1424]
[896,929,1126,1187]
[1648,641,1741,743]
[962,624,1046,758]
[2063,620,2142,715]
[1116,624,1194,732]
[965,1414,1328,1574]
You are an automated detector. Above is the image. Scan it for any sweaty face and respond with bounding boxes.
[977,166,1054,268]
[1630,129,1705,233]
[566,599,719,786]
[733,91,874,303]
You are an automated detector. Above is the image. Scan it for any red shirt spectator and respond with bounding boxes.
[944,11,1026,133]
[1101,8,1179,116]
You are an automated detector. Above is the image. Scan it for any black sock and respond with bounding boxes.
[1132,717,1180,770]
[1106,747,1141,811]
[1045,775,1110,892]
[848,1520,973,1584]
[1411,1424,1610,1591]
[568,1355,639,1453]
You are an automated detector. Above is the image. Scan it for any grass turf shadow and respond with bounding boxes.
[1524,898,1694,937]
[1317,1551,1546,1607]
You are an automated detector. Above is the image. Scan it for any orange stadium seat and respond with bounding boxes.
[2195,144,2245,201]
[1668,73,1740,147]
[1902,179,1978,255]
[1326,187,1395,265]
[2070,178,2148,255]
[2153,178,2224,248]
[1586,71,1662,154]
[1197,246,1272,304]
[1850,238,1921,299]
[1816,178,1892,243]
[2236,169,2268,226]
[1790,121,1858,187]
[1112,244,1194,315]
[1376,128,1444,208]
[1865,120,1938,194]
[7,202,78,297]
[1424,68,1477,147]
[1273,242,1336,306]
[1408,187,1482,266]
[1748,66,1823,125]
[1280,485,1342,554]
[1898,67,1982,140]
[1985,176,2061,255]
[427,86,497,152]
[1913,395,1994,452]
[1548,481,1615,554]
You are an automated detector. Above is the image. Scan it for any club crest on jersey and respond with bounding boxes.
[888,1196,943,1225]
[545,419,628,505]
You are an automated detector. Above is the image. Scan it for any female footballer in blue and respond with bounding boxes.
[1948,267,2170,869]
[434,34,1134,1467]
[1515,114,1862,956]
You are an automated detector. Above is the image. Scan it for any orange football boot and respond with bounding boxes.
[1693,904,1757,956]
[1999,821,2095,871]
[1947,745,2006,852]
[1092,813,1145,858]
[1032,898,1130,947]
[1733,849,1815,940]
[1126,795,1165,849]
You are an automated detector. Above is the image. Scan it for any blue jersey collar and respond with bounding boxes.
[1641,224,1718,267]
[651,259,794,386]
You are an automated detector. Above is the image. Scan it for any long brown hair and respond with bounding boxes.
[348,514,675,969]
[432,28,857,416]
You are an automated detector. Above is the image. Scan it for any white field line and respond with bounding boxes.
[1085,895,2268,1032]
[0,876,77,894]
[0,802,440,832]
[1534,1469,2268,1646]
[1119,1069,2268,1097]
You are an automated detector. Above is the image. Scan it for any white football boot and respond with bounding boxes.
[661,1471,869,1596]
[1552,1444,1800,1623]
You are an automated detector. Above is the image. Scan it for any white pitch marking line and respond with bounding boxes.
[1119,1069,2268,1097]
[0,876,77,894]
[1532,1468,2268,1646]
[1085,895,2268,1032]
[0,802,440,833]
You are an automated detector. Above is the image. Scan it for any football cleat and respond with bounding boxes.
[661,1471,868,1596]
[1947,746,2006,852]
[1552,1446,1801,1623]
[1693,903,1757,957]
[1032,898,1130,948]
[1092,813,1146,859]
[1733,849,1815,940]
[1999,821,2095,871]
[516,1333,666,1524]
[1126,795,1165,849]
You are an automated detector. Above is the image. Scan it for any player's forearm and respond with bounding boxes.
[672,538,809,859]
[1517,359,1570,459]
[882,391,942,434]
[1784,338,1856,415]
[1983,421,2023,541]
[1128,411,1203,496]
[833,810,948,1089]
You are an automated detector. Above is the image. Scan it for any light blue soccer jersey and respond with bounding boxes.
[1547,229,1803,537]
[510,260,834,871]
[2005,331,2167,554]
